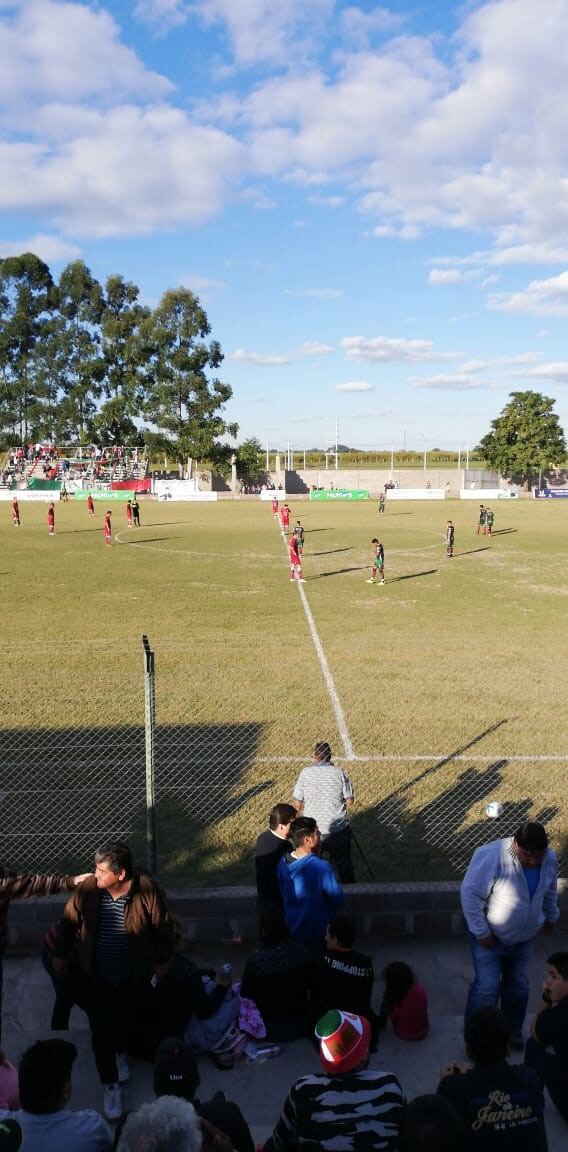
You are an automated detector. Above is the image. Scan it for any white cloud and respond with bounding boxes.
[0,1,171,107]
[180,272,227,293]
[231,348,289,365]
[335,380,374,392]
[0,232,80,262]
[307,195,345,207]
[192,0,335,67]
[489,271,568,317]
[0,107,243,237]
[410,374,491,390]
[340,5,403,48]
[429,269,466,285]
[516,361,568,382]
[341,336,461,363]
[295,341,334,356]
[459,359,489,373]
[134,1,190,31]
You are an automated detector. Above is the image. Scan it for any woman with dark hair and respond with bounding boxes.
[380,960,429,1040]
[240,908,315,1041]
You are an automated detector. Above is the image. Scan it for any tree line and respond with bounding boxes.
[0,253,237,468]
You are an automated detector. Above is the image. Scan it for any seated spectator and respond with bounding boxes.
[277,818,343,947]
[437,1007,547,1151]
[254,804,296,916]
[525,950,568,1121]
[0,1054,18,1112]
[0,1039,112,1151]
[116,1097,202,1152]
[154,1037,254,1152]
[398,1094,467,1152]
[264,1009,403,1152]
[240,908,314,1041]
[312,914,381,1049]
[379,960,429,1041]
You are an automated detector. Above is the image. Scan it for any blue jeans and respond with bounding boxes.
[465,932,534,1038]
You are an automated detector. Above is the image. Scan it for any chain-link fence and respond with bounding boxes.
[1,636,565,884]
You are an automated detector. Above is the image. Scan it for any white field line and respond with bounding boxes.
[280,527,354,761]
[255,754,567,763]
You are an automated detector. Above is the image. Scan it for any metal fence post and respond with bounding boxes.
[142,634,157,874]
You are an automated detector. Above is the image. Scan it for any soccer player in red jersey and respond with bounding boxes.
[47,502,55,535]
[280,502,291,534]
[87,493,95,516]
[272,495,279,517]
[12,496,20,526]
[126,499,133,527]
[104,510,112,546]
[288,535,305,582]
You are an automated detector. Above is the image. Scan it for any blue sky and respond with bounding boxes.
[2,0,568,450]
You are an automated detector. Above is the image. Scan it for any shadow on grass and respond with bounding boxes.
[311,548,352,557]
[121,536,182,544]
[309,566,366,579]
[491,529,517,536]
[390,569,437,583]
[457,546,492,557]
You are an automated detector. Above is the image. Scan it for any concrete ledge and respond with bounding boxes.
[6,880,567,953]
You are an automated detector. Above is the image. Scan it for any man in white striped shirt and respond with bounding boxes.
[292,743,355,883]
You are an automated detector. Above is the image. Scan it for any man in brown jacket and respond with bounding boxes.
[0,863,89,1041]
[54,841,176,1122]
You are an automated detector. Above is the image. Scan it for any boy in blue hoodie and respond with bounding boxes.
[277,818,343,947]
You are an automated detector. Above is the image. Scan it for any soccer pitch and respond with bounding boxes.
[0,496,566,884]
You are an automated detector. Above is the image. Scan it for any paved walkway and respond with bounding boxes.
[3,933,567,1148]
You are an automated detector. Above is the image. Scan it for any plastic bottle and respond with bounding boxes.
[247,1044,281,1063]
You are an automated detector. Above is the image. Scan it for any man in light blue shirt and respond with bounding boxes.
[460,821,559,1047]
[0,1039,112,1152]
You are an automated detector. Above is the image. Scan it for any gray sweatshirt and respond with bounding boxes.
[460,837,559,945]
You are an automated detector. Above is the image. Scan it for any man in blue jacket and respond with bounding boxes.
[460,822,559,1047]
[277,818,343,947]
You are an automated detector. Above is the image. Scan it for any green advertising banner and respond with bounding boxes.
[73,490,136,502]
[309,489,369,501]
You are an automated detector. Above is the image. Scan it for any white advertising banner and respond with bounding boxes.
[459,488,518,500]
[386,489,446,501]
[260,490,286,501]
[154,479,217,501]
[0,490,59,502]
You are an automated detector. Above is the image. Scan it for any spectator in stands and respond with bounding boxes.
[398,1095,467,1152]
[254,804,296,915]
[240,907,315,1040]
[153,1037,254,1152]
[277,817,343,947]
[437,1007,547,1151]
[53,841,176,1122]
[117,1097,203,1152]
[291,742,355,883]
[312,914,381,1048]
[0,863,88,1041]
[379,960,429,1041]
[0,1039,112,1151]
[460,822,559,1046]
[264,1009,403,1152]
[524,950,568,1121]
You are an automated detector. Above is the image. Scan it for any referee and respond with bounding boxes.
[291,742,355,883]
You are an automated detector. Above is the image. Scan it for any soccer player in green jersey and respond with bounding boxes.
[366,539,385,584]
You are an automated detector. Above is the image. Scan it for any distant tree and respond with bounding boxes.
[478,391,567,486]
[237,437,264,479]
[98,274,150,443]
[57,260,104,439]
[142,288,237,469]
[0,253,55,442]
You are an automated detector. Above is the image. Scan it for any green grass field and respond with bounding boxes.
[1,494,566,884]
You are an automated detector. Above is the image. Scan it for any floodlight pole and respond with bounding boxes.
[142,634,157,875]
